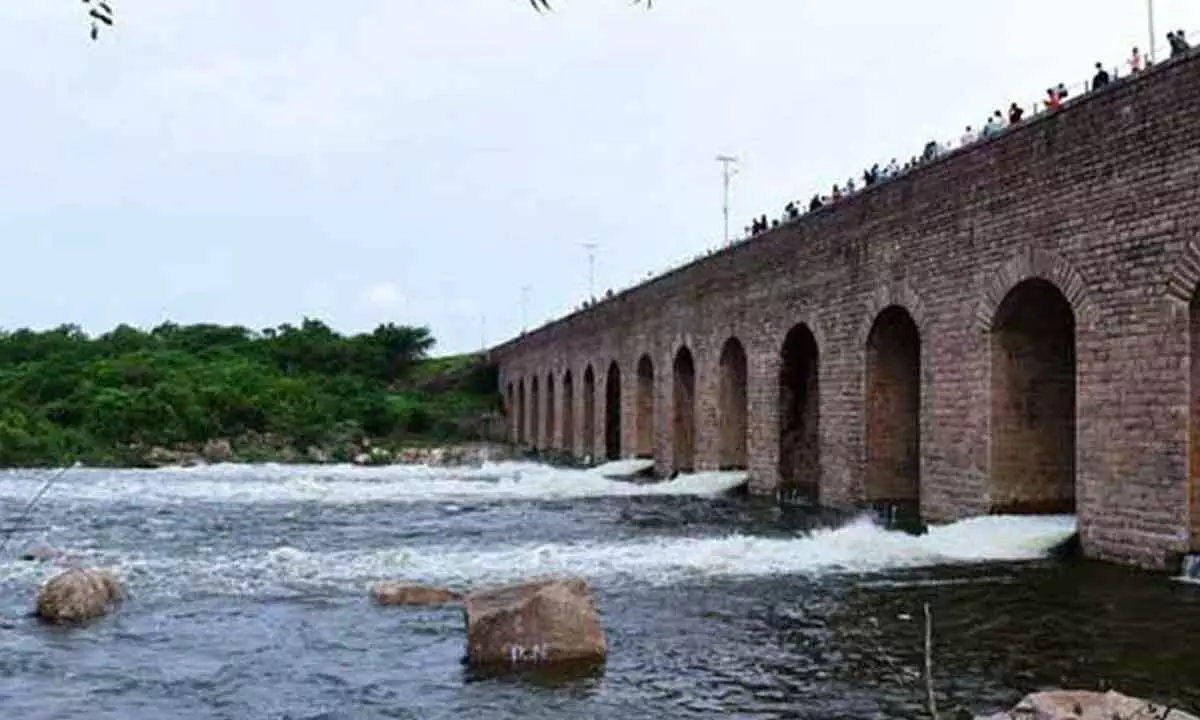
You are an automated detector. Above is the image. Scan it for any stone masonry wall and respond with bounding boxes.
[492,52,1200,571]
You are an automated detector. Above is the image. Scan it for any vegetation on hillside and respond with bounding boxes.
[0,320,501,467]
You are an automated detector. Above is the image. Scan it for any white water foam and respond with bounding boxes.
[591,458,656,478]
[0,514,1077,600]
[0,463,747,506]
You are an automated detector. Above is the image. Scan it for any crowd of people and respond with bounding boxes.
[743,31,1192,239]
[566,30,1196,319]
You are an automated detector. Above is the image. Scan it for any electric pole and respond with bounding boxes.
[521,285,531,331]
[1147,0,1157,63]
[716,154,739,245]
[582,242,598,299]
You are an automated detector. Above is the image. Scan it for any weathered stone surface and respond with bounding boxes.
[462,577,607,668]
[34,568,124,625]
[492,50,1200,570]
[977,690,1200,720]
[370,583,460,607]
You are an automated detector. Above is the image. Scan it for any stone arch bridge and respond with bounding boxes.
[491,53,1200,571]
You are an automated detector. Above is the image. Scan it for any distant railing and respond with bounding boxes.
[531,28,1199,332]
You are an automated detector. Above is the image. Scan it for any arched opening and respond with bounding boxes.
[990,278,1076,514]
[517,378,527,445]
[582,366,596,460]
[605,361,622,460]
[636,355,655,459]
[865,306,922,510]
[530,376,541,450]
[506,382,515,442]
[562,370,575,457]
[673,346,697,472]
[545,372,556,450]
[779,324,820,501]
[718,337,749,470]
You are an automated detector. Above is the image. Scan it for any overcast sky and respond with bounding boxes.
[1,1,1198,355]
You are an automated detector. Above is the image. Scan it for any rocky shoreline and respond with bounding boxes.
[123,436,523,469]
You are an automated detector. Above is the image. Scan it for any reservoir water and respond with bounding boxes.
[1,462,1198,719]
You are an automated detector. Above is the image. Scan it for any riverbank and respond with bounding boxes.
[0,321,504,469]
[119,438,522,469]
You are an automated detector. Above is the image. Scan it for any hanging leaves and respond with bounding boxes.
[81,0,114,41]
[529,0,653,11]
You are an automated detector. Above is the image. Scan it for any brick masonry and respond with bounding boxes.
[491,52,1200,572]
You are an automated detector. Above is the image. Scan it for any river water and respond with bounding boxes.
[0,461,1198,719]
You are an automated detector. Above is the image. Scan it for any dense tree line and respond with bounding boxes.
[0,319,499,467]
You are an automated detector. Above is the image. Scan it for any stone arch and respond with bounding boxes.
[635,354,655,459]
[562,369,575,457]
[604,361,622,461]
[864,305,922,509]
[673,345,697,472]
[990,277,1077,514]
[976,246,1096,333]
[545,371,556,450]
[718,336,749,470]
[517,377,527,445]
[582,365,597,460]
[779,323,820,501]
[1167,240,1200,548]
[530,375,541,450]
[858,281,929,349]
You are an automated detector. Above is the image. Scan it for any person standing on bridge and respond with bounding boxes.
[1092,62,1111,91]
[1128,46,1144,74]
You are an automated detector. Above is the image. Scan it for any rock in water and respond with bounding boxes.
[35,568,124,625]
[462,577,607,669]
[371,583,460,606]
[20,546,64,563]
[977,690,1200,720]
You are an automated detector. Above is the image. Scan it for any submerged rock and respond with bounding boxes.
[34,568,124,625]
[462,577,607,669]
[371,583,460,607]
[978,690,1200,720]
[20,546,65,563]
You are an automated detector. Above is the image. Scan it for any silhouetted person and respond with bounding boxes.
[1092,62,1110,90]
[808,194,822,212]
[1008,102,1024,124]
[1170,30,1190,57]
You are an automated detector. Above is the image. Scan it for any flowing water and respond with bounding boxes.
[1,462,1199,719]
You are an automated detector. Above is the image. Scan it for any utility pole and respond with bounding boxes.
[480,313,487,354]
[1147,0,1157,63]
[582,242,598,299]
[716,154,739,245]
[520,285,531,331]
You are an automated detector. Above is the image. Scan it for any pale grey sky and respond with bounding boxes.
[1,1,1197,354]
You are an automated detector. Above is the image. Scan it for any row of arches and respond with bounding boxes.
[506,278,1078,517]
[507,338,751,470]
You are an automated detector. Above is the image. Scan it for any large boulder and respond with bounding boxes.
[34,568,124,625]
[462,577,607,669]
[978,690,1200,720]
[371,583,460,606]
